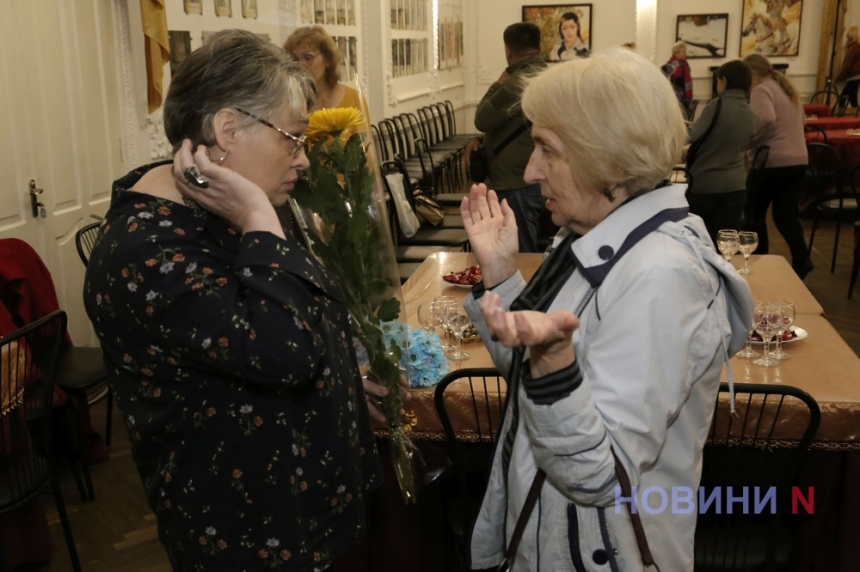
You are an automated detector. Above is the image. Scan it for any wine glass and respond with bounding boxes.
[433,296,456,350]
[737,231,759,276]
[770,300,795,360]
[752,302,782,368]
[417,302,441,333]
[717,229,740,263]
[735,321,760,359]
[443,305,471,362]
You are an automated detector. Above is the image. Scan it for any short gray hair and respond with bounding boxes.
[164,29,315,153]
[521,48,687,196]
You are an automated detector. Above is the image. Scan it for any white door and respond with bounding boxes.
[0,0,125,345]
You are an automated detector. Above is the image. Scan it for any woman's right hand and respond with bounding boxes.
[460,184,518,287]
[173,139,284,239]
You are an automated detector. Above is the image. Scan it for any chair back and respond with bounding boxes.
[0,310,66,513]
[695,382,821,571]
[803,123,828,144]
[806,142,843,201]
[743,145,770,229]
[75,221,102,266]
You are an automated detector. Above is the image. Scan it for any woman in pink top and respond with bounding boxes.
[743,53,813,279]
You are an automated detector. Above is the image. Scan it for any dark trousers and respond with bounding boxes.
[495,184,545,253]
[749,165,809,267]
[687,190,747,246]
[840,80,860,108]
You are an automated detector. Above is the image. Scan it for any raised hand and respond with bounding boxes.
[460,184,519,287]
[480,291,579,378]
[173,139,284,238]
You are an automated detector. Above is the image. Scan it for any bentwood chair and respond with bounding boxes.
[433,367,505,569]
[0,311,82,572]
[743,145,770,230]
[694,383,820,571]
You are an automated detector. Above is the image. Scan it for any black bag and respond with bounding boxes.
[469,144,490,183]
[469,121,532,183]
[685,98,722,171]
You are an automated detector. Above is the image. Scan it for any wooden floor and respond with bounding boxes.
[30,215,860,572]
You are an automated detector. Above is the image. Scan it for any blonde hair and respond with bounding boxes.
[521,49,687,196]
[847,25,860,44]
[672,41,687,55]
[743,53,799,106]
[283,26,341,88]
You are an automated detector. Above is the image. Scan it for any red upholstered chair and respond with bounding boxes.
[0,238,106,502]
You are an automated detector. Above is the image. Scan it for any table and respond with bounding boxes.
[804,104,831,118]
[821,128,860,182]
[806,116,860,130]
[728,255,823,315]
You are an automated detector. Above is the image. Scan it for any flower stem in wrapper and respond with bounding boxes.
[290,106,418,503]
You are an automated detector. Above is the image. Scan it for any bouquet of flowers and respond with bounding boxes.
[381,322,449,388]
[290,106,418,503]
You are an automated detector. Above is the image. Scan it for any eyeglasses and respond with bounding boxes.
[235,108,306,158]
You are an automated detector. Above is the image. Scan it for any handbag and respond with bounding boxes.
[685,98,722,172]
[412,189,445,226]
[470,121,532,183]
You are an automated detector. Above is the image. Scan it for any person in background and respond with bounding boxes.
[836,25,860,109]
[284,25,370,126]
[466,22,547,253]
[743,53,814,279]
[686,60,757,243]
[662,41,694,119]
[460,49,752,571]
[548,11,590,61]
[84,30,385,571]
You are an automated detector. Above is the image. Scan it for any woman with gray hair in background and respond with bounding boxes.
[84,30,384,571]
[460,49,752,570]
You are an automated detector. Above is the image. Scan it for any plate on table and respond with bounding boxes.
[750,327,808,345]
[442,266,482,289]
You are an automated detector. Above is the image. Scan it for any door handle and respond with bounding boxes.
[29,179,47,218]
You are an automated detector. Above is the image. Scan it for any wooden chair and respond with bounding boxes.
[0,310,81,571]
[433,367,505,569]
[695,383,820,571]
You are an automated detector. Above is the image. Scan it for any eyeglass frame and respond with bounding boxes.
[235,107,307,158]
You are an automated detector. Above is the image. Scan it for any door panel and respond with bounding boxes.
[0,0,123,346]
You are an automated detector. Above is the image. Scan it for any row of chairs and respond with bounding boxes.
[433,368,821,570]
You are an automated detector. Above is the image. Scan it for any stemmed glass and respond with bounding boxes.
[433,296,455,351]
[717,229,740,263]
[443,305,471,362]
[770,300,795,360]
[417,302,441,333]
[752,301,783,368]
[736,321,760,359]
[737,231,759,276]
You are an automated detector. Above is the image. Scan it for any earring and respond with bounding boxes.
[207,147,230,165]
[603,188,616,202]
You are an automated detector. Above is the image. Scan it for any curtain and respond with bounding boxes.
[140,0,170,113]
[818,0,849,94]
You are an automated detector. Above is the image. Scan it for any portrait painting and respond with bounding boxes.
[676,14,728,58]
[522,4,592,62]
[184,0,203,15]
[740,0,803,57]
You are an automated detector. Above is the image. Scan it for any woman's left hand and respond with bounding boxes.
[480,291,580,378]
[360,368,411,423]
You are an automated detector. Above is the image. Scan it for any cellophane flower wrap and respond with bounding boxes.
[290,106,418,503]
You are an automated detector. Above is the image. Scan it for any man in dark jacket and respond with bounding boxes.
[468,23,548,252]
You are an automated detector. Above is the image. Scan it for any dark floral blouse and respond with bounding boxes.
[84,162,381,571]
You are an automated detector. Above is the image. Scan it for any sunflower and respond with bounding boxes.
[304,106,364,147]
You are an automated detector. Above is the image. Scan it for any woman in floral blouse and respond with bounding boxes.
[84,30,384,571]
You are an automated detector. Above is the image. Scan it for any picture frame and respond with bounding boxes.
[214,0,232,18]
[241,0,257,19]
[676,14,728,58]
[168,31,192,76]
[522,4,592,62]
[740,0,803,57]
[184,0,203,15]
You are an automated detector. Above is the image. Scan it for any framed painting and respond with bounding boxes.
[740,0,803,57]
[214,0,232,18]
[676,14,728,58]
[168,31,192,76]
[241,0,257,19]
[184,0,203,15]
[522,4,592,62]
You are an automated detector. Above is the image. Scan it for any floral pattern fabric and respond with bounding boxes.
[84,162,381,571]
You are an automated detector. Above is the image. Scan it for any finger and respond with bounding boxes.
[362,378,390,398]
[549,310,581,334]
[486,189,503,219]
[499,197,518,229]
[366,398,387,423]
[460,196,475,231]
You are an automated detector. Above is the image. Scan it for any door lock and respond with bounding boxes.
[29,179,47,218]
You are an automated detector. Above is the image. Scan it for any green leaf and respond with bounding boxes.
[376,297,401,322]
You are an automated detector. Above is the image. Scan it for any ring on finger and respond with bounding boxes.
[183,165,209,189]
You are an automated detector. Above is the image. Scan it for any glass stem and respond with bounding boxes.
[763,337,771,363]
[743,255,750,274]
[775,335,783,356]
